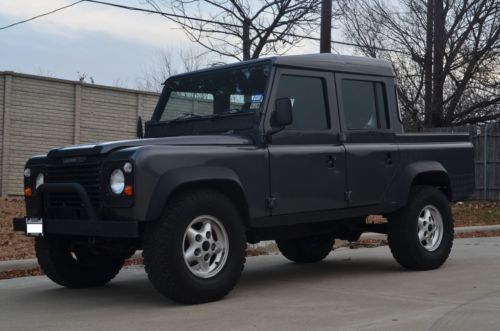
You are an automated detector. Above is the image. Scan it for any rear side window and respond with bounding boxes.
[275,75,329,130]
[341,80,389,130]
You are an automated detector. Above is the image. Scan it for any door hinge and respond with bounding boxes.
[339,132,347,143]
[344,190,352,202]
[267,196,277,210]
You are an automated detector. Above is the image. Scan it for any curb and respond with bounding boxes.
[359,224,500,241]
[453,224,500,233]
[1,225,500,273]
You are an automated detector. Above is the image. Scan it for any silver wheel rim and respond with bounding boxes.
[417,205,444,252]
[182,215,229,279]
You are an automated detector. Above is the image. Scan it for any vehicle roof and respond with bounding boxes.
[273,53,394,77]
[167,53,394,82]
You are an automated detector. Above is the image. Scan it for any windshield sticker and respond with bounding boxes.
[250,103,261,109]
[252,94,264,102]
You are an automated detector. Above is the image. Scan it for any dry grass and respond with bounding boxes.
[367,201,500,228]
[0,198,35,261]
[452,201,500,227]
[0,268,43,280]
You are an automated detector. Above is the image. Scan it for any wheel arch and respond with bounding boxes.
[145,166,250,227]
[399,161,452,204]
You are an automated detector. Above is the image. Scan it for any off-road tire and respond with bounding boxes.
[388,186,454,270]
[35,236,124,288]
[276,235,335,263]
[142,189,246,304]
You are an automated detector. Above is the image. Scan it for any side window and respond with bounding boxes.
[394,85,403,123]
[341,79,389,130]
[275,75,329,130]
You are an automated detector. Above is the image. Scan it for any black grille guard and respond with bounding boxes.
[33,183,98,221]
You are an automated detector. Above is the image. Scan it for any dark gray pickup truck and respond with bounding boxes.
[13,54,474,304]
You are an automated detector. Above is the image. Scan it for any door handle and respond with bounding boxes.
[326,155,336,168]
[385,153,393,165]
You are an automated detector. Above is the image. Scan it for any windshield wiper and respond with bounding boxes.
[163,110,252,125]
[166,113,204,124]
[208,109,253,119]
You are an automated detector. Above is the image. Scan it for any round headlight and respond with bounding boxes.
[24,168,31,178]
[110,169,125,194]
[35,173,44,189]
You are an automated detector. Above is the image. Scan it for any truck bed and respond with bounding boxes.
[396,133,474,202]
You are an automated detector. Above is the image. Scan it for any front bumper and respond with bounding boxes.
[13,217,138,238]
[13,183,139,238]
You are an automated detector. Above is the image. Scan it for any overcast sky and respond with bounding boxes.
[0,0,327,89]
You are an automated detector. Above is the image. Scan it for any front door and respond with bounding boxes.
[267,69,346,216]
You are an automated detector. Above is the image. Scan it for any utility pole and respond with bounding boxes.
[423,0,434,128]
[431,0,445,127]
[320,0,332,53]
[242,18,251,61]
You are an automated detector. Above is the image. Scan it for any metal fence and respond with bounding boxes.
[426,122,500,201]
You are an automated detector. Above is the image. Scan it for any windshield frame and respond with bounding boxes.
[149,60,274,130]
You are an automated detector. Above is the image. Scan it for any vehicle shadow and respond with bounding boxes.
[13,271,172,308]
[19,254,403,307]
[238,253,402,289]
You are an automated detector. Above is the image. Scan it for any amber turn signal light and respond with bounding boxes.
[24,187,33,197]
[124,185,133,197]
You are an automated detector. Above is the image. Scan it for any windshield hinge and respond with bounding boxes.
[344,190,352,202]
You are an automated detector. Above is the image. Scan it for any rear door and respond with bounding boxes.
[267,69,347,216]
[335,74,400,207]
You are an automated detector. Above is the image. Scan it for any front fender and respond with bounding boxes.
[144,166,245,221]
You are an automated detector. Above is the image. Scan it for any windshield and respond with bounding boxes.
[151,63,272,135]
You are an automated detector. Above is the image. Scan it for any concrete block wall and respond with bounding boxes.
[0,72,160,196]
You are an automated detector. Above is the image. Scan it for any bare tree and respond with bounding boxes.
[145,0,322,61]
[77,72,95,84]
[112,78,130,89]
[36,68,56,78]
[340,0,500,129]
[137,46,207,92]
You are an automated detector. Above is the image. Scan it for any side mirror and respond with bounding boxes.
[272,98,293,127]
[136,116,144,139]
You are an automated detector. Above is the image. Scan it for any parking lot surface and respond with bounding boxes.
[1,237,499,331]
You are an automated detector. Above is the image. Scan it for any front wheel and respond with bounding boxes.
[388,186,454,270]
[35,236,124,288]
[143,189,246,304]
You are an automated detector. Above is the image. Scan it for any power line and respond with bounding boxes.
[0,0,409,54]
[83,0,241,28]
[0,0,235,31]
[0,0,84,31]
[84,0,409,54]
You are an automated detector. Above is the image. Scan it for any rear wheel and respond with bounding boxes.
[35,236,124,288]
[388,186,453,270]
[143,189,246,304]
[276,235,335,263]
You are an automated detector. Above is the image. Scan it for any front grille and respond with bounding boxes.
[46,160,103,211]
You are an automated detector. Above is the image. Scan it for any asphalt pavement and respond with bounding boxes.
[1,237,499,331]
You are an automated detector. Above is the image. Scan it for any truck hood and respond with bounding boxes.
[47,135,253,158]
